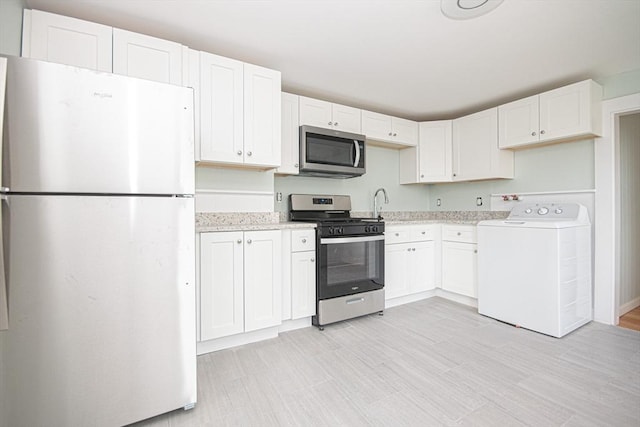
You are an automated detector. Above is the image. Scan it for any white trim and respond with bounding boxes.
[196,326,279,355]
[619,297,640,317]
[594,93,640,325]
[385,290,435,309]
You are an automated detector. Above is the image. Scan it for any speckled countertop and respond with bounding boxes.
[195,211,509,232]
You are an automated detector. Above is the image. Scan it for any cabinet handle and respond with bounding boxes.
[453,173,457,177]
[310,258,315,262]
[474,249,478,254]
[236,239,242,244]
[247,239,252,244]
[237,150,242,156]
[457,232,462,236]
[531,131,537,136]
[540,130,546,135]
[412,248,416,251]
[388,132,393,136]
[247,151,252,156]
[393,133,397,137]
[328,121,333,126]
[334,122,339,126]
[421,231,426,234]
[395,233,399,236]
[294,163,299,168]
[302,238,307,243]
[407,248,412,252]
[421,174,424,178]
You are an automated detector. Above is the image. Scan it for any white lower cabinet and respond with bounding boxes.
[199,230,282,342]
[441,225,477,298]
[282,229,316,321]
[385,225,438,300]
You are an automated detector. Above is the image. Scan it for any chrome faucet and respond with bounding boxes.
[373,188,389,220]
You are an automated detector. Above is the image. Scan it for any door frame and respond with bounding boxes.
[594,93,640,324]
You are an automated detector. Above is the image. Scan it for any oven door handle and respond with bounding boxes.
[320,235,384,245]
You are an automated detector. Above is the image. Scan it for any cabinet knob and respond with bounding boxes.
[237,150,242,155]
[412,248,416,251]
[334,122,339,126]
[395,233,399,236]
[457,232,462,236]
[421,174,424,178]
[421,231,426,234]
[393,133,397,137]
[294,163,299,168]
[474,249,478,254]
[310,258,315,262]
[247,151,252,156]
[301,238,307,243]
[247,239,252,244]
[236,239,242,244]
[453,173,457,177]
[540,130,546,135]
[407,248,412,252]
[388,132,393,136]
[531,131,537,136]
[328,121,333,126]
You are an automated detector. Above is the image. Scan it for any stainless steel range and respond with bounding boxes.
[289,194,385,329]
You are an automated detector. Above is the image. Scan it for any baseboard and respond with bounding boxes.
[279,317,312,332]
[619,296,640,316]
[385,290,435,309]
[196,326,279,355]
[435,288,478,308]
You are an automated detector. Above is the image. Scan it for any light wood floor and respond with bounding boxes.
[132,297,640,426]
[619,306,640,331]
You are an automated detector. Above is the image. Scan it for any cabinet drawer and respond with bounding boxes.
[291,229,316,252]
[410,226,436,241]
[442,225,477,243]
[385,227,411,245]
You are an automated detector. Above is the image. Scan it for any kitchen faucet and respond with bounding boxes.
[373,188,389,220]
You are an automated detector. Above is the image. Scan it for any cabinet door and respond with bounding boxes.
[384,243,412,299]
[200,232,244,341]
[277,92,300,174]
[244,230,282,332]
[391,117,418,146]
[291,251,316,319]
[199,52,244,164]
[361,110,393,142]
[332,103,362,133]
[442,241,477,298]
[498,95,540,148]
[411,241,436,292]
[23,9,112,72]
[243,63,281,167]
[419,120,452,182]
[539,80,592,142]
[299,96,333,128]
[112,28,183,85]
[453,107,513,181]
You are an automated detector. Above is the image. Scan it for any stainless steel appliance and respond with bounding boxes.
[299,125,366,178]
[289,194,384,328]
[0,56,196,427]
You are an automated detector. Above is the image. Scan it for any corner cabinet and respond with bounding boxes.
[22,9,112,72]
[277,92,301,175]
[498,79,602,149]
[441,225,477,298]
[399,120,453,184]
[361,110,419,147]
[452,107,513,181]
[298,96,361,133]
[196,51,281,168]
[199,230,282,342]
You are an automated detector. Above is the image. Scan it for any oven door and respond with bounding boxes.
[317,234,384,300]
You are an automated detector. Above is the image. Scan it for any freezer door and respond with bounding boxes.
[2,195,196,426]
[3,57,194,195]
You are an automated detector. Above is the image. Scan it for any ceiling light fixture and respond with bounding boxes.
[441,0,505,20]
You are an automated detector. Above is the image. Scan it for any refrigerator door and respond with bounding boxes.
[2,56,194,195]
[3,195,196,427]
[0,57,7,331]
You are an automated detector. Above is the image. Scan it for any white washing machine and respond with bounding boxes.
[477,203,592,338]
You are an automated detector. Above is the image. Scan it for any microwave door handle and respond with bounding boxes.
[353,140,360,168]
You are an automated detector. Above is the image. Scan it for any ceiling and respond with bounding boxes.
[24,0,640,121]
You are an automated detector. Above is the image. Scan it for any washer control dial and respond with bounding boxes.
[524,208,532,214]
[537,207,549,215]
[555,208,563,214]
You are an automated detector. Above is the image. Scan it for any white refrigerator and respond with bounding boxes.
[0,56,197,426]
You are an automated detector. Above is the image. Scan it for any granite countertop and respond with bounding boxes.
[195,211,509,232]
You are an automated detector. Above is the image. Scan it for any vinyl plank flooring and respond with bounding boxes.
[131,297,640,427]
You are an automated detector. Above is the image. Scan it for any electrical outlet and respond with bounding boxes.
[276,192,283,202]
[476,197,483,206]
[436,198,441,207]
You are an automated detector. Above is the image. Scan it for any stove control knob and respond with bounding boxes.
[364,226,370,233]
[328,228,334,235]
[555,208,563,214]
[338,227,344,235]
[537,207,549,215]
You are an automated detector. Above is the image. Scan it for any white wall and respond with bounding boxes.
[618,112,640,310]
[274,145,430,213]
[0,0,25,56]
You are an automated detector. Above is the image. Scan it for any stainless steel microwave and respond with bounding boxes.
[299,125,366,178]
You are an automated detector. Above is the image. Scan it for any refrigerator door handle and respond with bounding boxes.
[0,57,7,330]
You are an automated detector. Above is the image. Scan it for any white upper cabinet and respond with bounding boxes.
[299,96,361,133]
[112,28,184,85]
[277,92,301,175]
[243,63,282,167]
[499,79,602,149]
[399,120,453,184]
[361,110,418,147]
[197,52,281,168]
[22,9,112,72]
[452,107,513,181]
